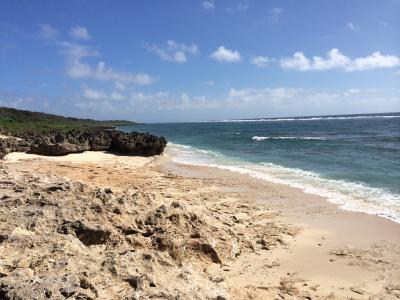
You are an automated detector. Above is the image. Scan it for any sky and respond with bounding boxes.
[0,0,399,122]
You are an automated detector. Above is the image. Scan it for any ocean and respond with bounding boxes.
[120,112,400,223]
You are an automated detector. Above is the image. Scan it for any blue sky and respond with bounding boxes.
[0,0,399,122]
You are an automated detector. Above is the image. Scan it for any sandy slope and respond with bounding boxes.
[1,151,399,299]
[4,151,156,167]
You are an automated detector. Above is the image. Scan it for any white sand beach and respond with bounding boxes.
[1,149,399,299]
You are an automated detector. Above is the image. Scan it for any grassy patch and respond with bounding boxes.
[0,107,135,134]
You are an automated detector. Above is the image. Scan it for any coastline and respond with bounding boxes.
[166,142,400,224]
[1,150,399,299]
[162,160,400,296]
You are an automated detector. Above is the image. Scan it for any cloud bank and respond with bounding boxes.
[67,84,400,122]
[280,49,400,71]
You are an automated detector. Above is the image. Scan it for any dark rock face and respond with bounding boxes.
[0,137,31,159]
[0,128,167,158]
[110,131,167,156]
[58,220,111,246]
[30,141,90,156]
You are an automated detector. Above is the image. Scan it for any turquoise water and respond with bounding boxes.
[120,113,400,223]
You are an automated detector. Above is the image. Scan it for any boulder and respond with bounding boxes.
[110,131,167,156]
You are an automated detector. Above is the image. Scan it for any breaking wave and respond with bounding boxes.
[209,114,400,123]
[167,143,400,224]
[252,136,327,141]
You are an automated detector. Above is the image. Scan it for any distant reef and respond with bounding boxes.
[0,107,167,158]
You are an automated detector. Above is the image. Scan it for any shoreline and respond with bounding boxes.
[1,150,400,298]
[167,143,400,225]
[157,158,400,298]
[163,158,400,235]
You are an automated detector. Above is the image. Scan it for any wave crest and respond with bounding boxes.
[208,114,400,123]
[252,136,326,141]
[167,143,400,224]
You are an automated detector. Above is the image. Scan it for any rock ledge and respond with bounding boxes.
[0,128,167,158]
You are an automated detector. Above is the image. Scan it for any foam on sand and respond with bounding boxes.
[167,143,400,223]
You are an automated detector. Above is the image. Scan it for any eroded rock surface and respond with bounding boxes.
[0,162,294,300]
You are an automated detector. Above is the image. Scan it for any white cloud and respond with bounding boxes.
[312,49,350,70]
[144,40,199,63]
[226,87,300,106]
[83,88,107,100]
[280,52,311,71]
[38,24,59,39]
[57,41,98,59]
[346,22,360,31]
[110,91,125,101]
[123,91,219,111]
[69,26,91,40]
[67,60,154,84]
[74,86,398,122]
[347,88,361,93]
[83,88,125,101]
[251,56,269,67]
[280,49,400,71]
[202,1,215,10]
[3,86,396,122]
[36,24,155,87]
[55,38,154,85]
[204,80,215,86]
[115,82,126,90]
[347,52,400,71]
[210,46,241,62]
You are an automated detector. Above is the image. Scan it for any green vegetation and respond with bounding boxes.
[0,107,136,134]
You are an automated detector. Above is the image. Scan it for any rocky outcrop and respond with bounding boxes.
[0,165,245,299]
[109,131,167,156]
[0,128,167,158]
[0,158,299,300]
[0,136,31,159]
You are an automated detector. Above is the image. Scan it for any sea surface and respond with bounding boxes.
[120,113,400,223]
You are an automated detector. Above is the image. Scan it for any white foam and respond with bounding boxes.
[252,136,269,141]
[252,136,327,141]
[207,114,400,123]
[167,143,400,224]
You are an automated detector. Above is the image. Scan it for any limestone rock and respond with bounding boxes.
[0,128,167,158]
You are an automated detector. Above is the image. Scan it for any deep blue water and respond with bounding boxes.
[120,113,400,223]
